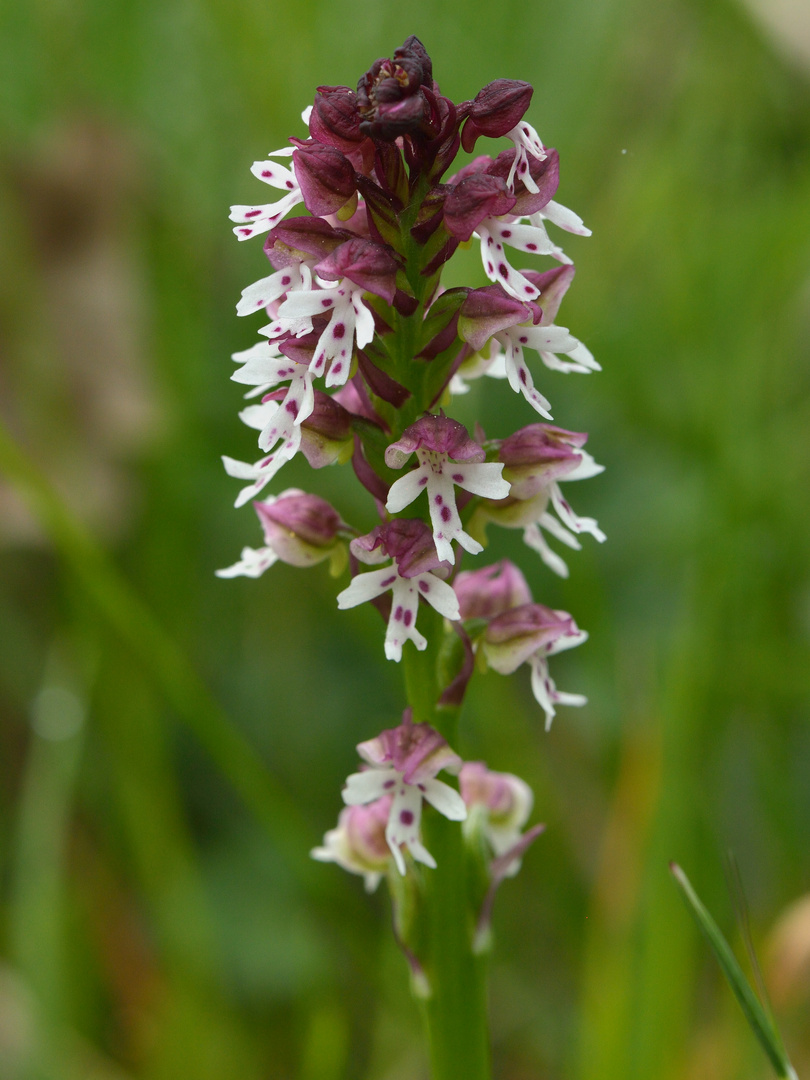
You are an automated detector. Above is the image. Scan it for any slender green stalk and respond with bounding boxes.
[420,811,491,1080]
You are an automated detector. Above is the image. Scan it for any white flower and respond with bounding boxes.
[229,149,302,241]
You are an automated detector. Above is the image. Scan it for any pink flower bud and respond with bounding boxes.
[454,560,532,620]
[483,603,580,674]
[460,762,533,845]
[255,489,344,566]
[498,424,587,499]
[311,797,392,890]
[357,717,462,785]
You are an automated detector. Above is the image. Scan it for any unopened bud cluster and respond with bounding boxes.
[221,38,602,918]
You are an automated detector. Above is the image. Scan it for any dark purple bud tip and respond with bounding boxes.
[356,37,434,140]
[311,85,366,149]
[352,518,449,577]
[458,285,533,353]
[462,80,533,152]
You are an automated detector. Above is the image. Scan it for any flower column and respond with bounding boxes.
[219,36,603,1080]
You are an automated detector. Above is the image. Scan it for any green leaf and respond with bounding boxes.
[670,863,798,1080]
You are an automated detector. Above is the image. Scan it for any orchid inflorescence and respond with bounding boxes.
[220,37,602,901]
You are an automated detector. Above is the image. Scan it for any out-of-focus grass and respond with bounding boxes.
[1,0,809,1078]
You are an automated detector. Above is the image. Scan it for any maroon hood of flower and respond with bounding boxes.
[387,414,485,463]
[356,36,435,140]
[486,602,576,649]
[454,560,532,620]
[460,79,533,152]
[458,284,538,353]
[498,424,587,467]
[443,173,517,242]
[316,237,400,303]
[310,85,368,150]
[488,147,560,215]
[518,264,575,325]
[292,142,357,217]
[352,518,449,578]
[264,215,355,268]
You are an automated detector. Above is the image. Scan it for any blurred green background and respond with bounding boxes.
[1,0,809,1077]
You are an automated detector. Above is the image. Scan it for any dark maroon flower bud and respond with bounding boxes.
[443,174,517,241]
[352,518,448,578]
[458,285,534,353]
[488,147,559,214]
[292,143,357,217]
[385,414,485,466]
[264,215,354,267]
[461,80,533,152]
[310,85,366,149]
[316,237,400,303]
[356,36,434,140]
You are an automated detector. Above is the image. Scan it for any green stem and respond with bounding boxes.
[401,623,492,1080]
[420,813,491,1080]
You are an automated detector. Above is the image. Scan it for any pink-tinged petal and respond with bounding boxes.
[522,522,574,579]
[337,566,398,609]
[422,778,467,821]
[215,546,278,579]
[484,603,580,674]
[386,467,430,514]
[343,769,392,805]
[455,560,532,619]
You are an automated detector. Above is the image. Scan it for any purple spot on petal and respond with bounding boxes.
[501,229,512,238]
[381,575,397,587]
[400,809,414,826]
[487,262,494,274]
[383,779,395,789]
[332,363,342,374]
[520,161,527,173]
[285,399,298,415]
[519,368,528,385]
[418,580,430,593]
[286,180,294,189]
[394,605,404,621]
[262,170,272,177]
[526,243,537,251]
[524,285,534,294]
[452,473,463,482]
[239,228,252,236]
[418,476,428,487]
[434,494,443,505]
[281,275,291,285]
[403,609,413,627]
[418,783,426,792]
[333,323,346,339]
[440,506,451,523]
[245,209,262,218]
[322,298,332,308]
[520,336,528,344]
[498,264,508,278]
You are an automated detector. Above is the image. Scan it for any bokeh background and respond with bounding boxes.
[2,0,810,1077]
